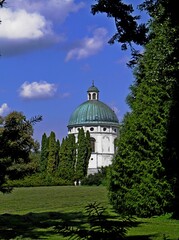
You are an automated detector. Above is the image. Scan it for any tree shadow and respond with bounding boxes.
[0,211,84,239]
[0,212,155,240]
[126,236,155,240]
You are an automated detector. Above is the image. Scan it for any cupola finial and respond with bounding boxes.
[92,80,94,86]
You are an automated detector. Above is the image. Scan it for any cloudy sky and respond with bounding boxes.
[0,0,145,142]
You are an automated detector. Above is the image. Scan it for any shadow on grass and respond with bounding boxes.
[0,211,84,239]
[126,236,155,240]
[0,212,155,240]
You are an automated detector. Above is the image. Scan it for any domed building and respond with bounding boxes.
[68,82,119,174]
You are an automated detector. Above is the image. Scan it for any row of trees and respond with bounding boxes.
[39,128,91,183]
[92,0,179,218]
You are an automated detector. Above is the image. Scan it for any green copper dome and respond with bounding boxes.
[68,100,119,127]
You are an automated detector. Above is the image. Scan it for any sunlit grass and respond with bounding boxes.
[0,186,109,214]
[0,186,179,240]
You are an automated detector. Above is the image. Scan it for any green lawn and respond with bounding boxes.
[0,186,178,240]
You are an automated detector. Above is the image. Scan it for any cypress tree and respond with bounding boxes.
[40,133,49,174]
[58,135,76,182]
[56,139,60,170]
[46,131,57,176]
[67,134,76,179]
[75,128,86,180]
[84,130,92,176]
[75,128,91,181]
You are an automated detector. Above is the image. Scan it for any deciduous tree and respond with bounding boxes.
[0,111,42,192]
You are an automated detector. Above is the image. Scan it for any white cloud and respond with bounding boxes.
[0,103,10,116]
[19,81,57,99]
[0,8,52,39]
[65,28,108,61]
[11,0,85,22]
[0,0,84,55]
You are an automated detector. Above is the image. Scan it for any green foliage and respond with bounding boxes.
[58,135,76,182]
[75,128,91,180]
[99,0,179,218]
[46,131,58,176]
[84,130,92,175]
[37,128,91,185]
[0,116,4,124]
[6,174,71,187]
[0,111,41,193]
[82,173,103,186]
[39,133,49,173]
[82,167,109,186]
[75,128,87,180]
[91,0,148,50]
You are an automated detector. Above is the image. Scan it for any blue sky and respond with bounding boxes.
[0,0,144,142]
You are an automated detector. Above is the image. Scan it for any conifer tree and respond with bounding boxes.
[92,0,179,217]
[58,135,76,181]
[46,131,57,176]
[75,128,91,181]
[66,134,76,179]
[40,133,49,174]
[56,139,60,169]
[84,130,92,176]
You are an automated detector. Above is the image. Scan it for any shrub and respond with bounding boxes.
[82,167,109,186]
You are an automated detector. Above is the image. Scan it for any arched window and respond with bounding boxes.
[92,93,96,100]
[90,137,96,152]
[89,93,91,100]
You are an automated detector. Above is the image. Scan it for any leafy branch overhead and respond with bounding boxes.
[0,0,6,8]
[91,0,148,51]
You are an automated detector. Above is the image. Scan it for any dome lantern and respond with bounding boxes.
[87,81,99,101]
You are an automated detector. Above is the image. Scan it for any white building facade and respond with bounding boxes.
[67,83,119,174]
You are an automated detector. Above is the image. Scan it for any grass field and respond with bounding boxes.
[0,186,178,240]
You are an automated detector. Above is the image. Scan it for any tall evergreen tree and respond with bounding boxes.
[75,128,91,181]
[46,131,57,176]
[40,133,49,174]
[58,138,67,179]
[66,134,76,180]
[58,135,76,181]
[84,130,92,176]
[56,139,60,169]
[92,0,179,217]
